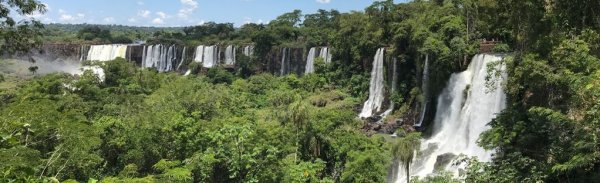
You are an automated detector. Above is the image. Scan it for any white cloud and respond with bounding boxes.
[138,10,151,18]
[59,14,74,21]
[128,18,137,22]
[152,18,164,24]
[198,20,205,25]
[57,9,85,23]
[178,0,198,19]
[156,11,167,19]
[316,0,331,4]
[103,17,115,23]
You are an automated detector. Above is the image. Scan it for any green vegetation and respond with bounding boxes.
[0,59,389,182]
[2,0,600,182]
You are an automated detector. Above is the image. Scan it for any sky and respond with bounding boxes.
[22,0,407,27]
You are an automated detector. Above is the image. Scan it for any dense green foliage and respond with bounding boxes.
[0,59,389,182]
[3,0,600,182]
[0,0,46,54]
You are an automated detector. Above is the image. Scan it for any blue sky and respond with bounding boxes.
[24,0,407,27]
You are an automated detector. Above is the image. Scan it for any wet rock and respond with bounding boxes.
[434,153,457,172]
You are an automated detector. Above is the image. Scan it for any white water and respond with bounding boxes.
[224,45,236,65]
[280,48,287,76]
[86,44,128,61]
[381,57,398,118]
[177,47,187,70]
[194,45,205,63]
[415,54,430,127]
[203,46,218,68]
[141,44,179,72]
[395,54,506,182]
[319,47,332,64]
[192,45,218,68]
[359,48,386,118]
[242,45,254,56]
[305,47,317,74]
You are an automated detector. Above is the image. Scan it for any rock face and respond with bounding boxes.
[433,153,457,172]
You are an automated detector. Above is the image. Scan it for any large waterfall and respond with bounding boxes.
[395,54,506,182]
[359,48,386,118]
[224,45,236,65]
[193,45,219,68]
[141,44,181,72]
[86,44,128,61]
[305,47,317,74]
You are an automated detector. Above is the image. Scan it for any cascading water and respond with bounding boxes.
[359,48,386,118]
[242,45,254,56]
[415,54,431,127]
[280,48,288,76]
[202,45,218,68]
[194,45,205,63]
[381,57,398,117]
[305,47,317,74]
[319,47,332,64]
[141,44,180,72]
[224,45,236,65]
[86,44,128,61]
[177,47,187,70]
[395,54,506,182]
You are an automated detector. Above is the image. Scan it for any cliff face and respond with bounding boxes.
[16,44,317,76]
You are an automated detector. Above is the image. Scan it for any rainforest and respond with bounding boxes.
[1,0,600,182]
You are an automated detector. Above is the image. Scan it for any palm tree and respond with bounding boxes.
[287,98,309,162]
[392,132,421,183]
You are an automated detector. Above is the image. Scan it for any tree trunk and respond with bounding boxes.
[405,162,410,183]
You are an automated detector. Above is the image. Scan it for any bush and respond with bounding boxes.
[206,67,234,84]
[0,74,4,82]
[492,43,511,53]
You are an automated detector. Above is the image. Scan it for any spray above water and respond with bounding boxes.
[395,54,506,182]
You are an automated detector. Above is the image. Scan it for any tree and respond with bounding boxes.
[0,0,46,55]
[391,132,421,183]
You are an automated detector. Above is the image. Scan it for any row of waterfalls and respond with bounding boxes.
[82,44,332,75]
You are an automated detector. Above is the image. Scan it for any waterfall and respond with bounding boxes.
[381,57,398,117]
[305,47,317,74]
[177,47,187,70]
[202,46,218,68]
[224,45,236,65]
[243,45,253,56]
[193,45,218,68]
[415,54,431,127]
[280,48,288,76]
[86,44,128,61]
[194,45,205,63]
[141,44,180,72]
[395,54,506,182]
[319,47,332,64]
[359,48,386,118]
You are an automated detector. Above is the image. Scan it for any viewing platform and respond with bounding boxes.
[480,39,502,53]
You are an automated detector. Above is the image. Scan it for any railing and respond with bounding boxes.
[480,39,502,53]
